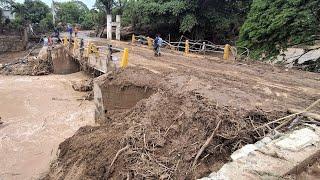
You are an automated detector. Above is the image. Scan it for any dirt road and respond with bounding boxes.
[0,72,95,180]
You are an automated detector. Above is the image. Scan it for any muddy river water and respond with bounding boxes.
[0,72,95,180]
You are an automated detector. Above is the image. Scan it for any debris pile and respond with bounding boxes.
[44,70,285,179]
[0,47,53,76]
[72,79,93,92]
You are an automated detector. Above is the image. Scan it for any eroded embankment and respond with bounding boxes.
[44,67,285,179]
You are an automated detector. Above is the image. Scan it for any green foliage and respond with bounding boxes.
[12,0,50,24]
[55,1,89,24]
[39,13,53,31]
[81,10,102,29]
[121,0,251,41]
[237,0,320,59]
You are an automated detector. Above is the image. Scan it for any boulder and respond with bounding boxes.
[298,48,320,64]
[275,48,305,65]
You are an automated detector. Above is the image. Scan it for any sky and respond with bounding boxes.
[14,0,95,9]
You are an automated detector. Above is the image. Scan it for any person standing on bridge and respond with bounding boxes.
[74,26,79,37]
[153,34,163,57]
[67,24,73,38]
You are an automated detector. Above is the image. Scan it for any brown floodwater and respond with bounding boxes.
[0,72,95,180]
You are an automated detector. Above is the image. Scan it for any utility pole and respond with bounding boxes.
[51,0,56,25]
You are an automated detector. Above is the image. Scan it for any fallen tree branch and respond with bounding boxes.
[288,108,320,121]
[107,145,130,178]
[254,99,320,131]
[192,119,223,168]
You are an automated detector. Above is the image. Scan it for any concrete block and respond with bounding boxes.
[298,49,320,64]
[231,144,258,161]
[200,127,320,180]
[274,128,320,151]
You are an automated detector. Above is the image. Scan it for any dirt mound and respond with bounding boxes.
[44,68,284,179]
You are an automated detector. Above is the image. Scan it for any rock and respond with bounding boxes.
[274,128,320,151]
[230,144,257,161]
[72,79,93,92]
[275,48,305,64]
[298,49,320,64]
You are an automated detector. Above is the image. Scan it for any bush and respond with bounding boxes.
[237,0,320,60]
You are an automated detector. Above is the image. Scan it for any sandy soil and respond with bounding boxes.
[0,72,95,180]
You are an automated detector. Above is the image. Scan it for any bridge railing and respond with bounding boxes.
[62,36,129,69]
[131,34,249,60]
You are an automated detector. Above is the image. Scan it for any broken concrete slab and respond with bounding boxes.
[199,126,320,180]
[274,128,320,151]
[275,48,305,65]
[298,49,320,64]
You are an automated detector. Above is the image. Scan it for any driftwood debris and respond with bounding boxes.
[288,108,320,121]
[192,119,223,168]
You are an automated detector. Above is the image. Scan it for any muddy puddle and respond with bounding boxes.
[0,72,95,180]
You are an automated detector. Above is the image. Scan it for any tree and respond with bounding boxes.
[55,1,89,24]
[12,0,50,24]
[237,0,320,59]
[121,0,251,42]
[81,9,102,29]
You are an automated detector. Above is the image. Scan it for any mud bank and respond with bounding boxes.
[0,73,95,179]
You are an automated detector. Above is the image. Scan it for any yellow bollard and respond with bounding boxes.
[132,34,136,44]
[223,44,231,60]
[185,40,189,55]
[92,44,99,57]
[120,48,129,68]
[147,37,152,49]
[73,38,79,53]
[85,41,91,57]
[63,36,68,46]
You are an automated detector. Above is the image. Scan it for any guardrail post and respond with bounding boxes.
[132,34,136,44]
[202,42,206,55]
[185,40,189,55]
[63,36,68,46]
[147,37,152,49]
[120,48,129,68]
[223,44,231,60]
[73,38,79,54]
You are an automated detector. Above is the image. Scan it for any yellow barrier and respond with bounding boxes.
[63,36,68,46]
[120,48,129,68]
[185,40,189,55]
[147,37,152,49]
[223,44,231,60]
[132,34,136,44]
[73,38,79,53]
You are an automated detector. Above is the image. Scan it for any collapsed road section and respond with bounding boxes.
[42,38,320,179]
[1,34,320,179]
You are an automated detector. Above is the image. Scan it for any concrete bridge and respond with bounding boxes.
[50,37,129,122]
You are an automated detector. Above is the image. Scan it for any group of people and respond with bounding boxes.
[43,25,165,58]
[42,24,80,46]
[67,24,80,38]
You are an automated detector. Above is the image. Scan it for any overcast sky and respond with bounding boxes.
[14,0,95,9]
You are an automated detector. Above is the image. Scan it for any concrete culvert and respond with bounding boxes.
[51,46,80,74]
